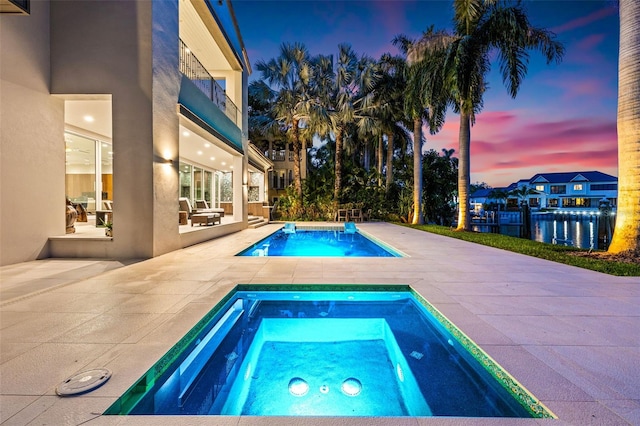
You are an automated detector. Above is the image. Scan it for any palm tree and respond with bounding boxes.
[255,43,315,200]
[395,31,450,225]
[329,44,379,205]
[488,188,509,211]
[375,54,411,193]
[409,0,564,231]
[509,185,539,206]
[609,0,640,253]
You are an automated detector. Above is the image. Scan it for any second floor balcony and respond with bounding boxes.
[179,39,239,127]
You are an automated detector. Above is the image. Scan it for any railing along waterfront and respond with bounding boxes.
[179,39,239,126]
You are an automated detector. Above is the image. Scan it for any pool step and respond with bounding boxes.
[248,216,268,229]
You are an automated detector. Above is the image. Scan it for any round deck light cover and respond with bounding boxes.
[56,368,112,396]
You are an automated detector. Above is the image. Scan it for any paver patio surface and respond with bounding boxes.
[1,222,638,425]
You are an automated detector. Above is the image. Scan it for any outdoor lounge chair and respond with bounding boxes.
[179,197,222,218]
[178,198,221,226]
[195,199,225,217]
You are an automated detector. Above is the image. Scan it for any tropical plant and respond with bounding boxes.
[328,44,380,207]
[100,217,113,231]
[255,43,316,201]
[408,0,564,231]
[609,0,640,253]
[421,149,458,225]
[509,185,539,206]
[488,188,509,211]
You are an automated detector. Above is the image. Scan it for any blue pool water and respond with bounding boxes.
[106,285,552,418]
[236,227,401,257]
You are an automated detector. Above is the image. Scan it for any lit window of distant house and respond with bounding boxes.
[573,184,583,191]
[535,185,544,192]
[548,198,559,207]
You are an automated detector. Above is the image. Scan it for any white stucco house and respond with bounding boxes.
[1,0,272,266]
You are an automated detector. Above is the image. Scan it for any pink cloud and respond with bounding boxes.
[428,111,618,186]
[550,7,617,34]
[576,33,607,50]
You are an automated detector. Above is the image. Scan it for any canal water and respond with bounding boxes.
[472,212,614,250]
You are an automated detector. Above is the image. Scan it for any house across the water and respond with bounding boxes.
[471,171,617,212]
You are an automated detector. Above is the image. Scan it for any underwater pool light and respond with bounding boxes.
[288,378,309,396]
[341,378,362,396]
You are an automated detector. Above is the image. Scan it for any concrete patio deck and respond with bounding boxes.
[1,222,638,425]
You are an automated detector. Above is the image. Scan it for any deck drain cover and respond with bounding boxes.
[56,368,112,396]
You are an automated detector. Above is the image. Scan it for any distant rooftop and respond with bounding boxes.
[529,171,617,184]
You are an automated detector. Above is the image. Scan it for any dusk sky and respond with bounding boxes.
[233,0,620,187]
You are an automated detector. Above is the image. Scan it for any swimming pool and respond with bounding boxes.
[236,225,402,257]
[105,285,554,418]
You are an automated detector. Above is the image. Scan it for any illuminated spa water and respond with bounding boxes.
[236,226,401,257]
[106,285,553,418]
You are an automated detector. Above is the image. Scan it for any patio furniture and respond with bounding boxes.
[178,211,188,225]
[191,213,220,226]
[336,209,349,222]
[195,200,225,217]
[350,208,363,222]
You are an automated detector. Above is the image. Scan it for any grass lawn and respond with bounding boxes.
[401,224,640,277]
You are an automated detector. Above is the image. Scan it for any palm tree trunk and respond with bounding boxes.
[377,134,384,186]
[334,127,344,205]
[456,111,471,231]
[364,139,370,171]
[412,117,424,225]
[292,118,302,199]
[609,0,640,253]
[386,133,394,191]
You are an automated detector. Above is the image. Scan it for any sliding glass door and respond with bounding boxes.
[65,132,111,213]
[179,161,225,208]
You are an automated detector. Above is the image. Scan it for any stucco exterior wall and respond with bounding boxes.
[151,0,182,256]
[50,0,182,259]
[0,2,65,266]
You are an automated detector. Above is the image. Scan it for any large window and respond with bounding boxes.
[221,172,233,202]
[65,132,112,213]
[180,161,228,207]
[249,171,264,202]
[271,170,287,189]
[550,185,566,194]
[179,163,192,199]
[562,198,591,208]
